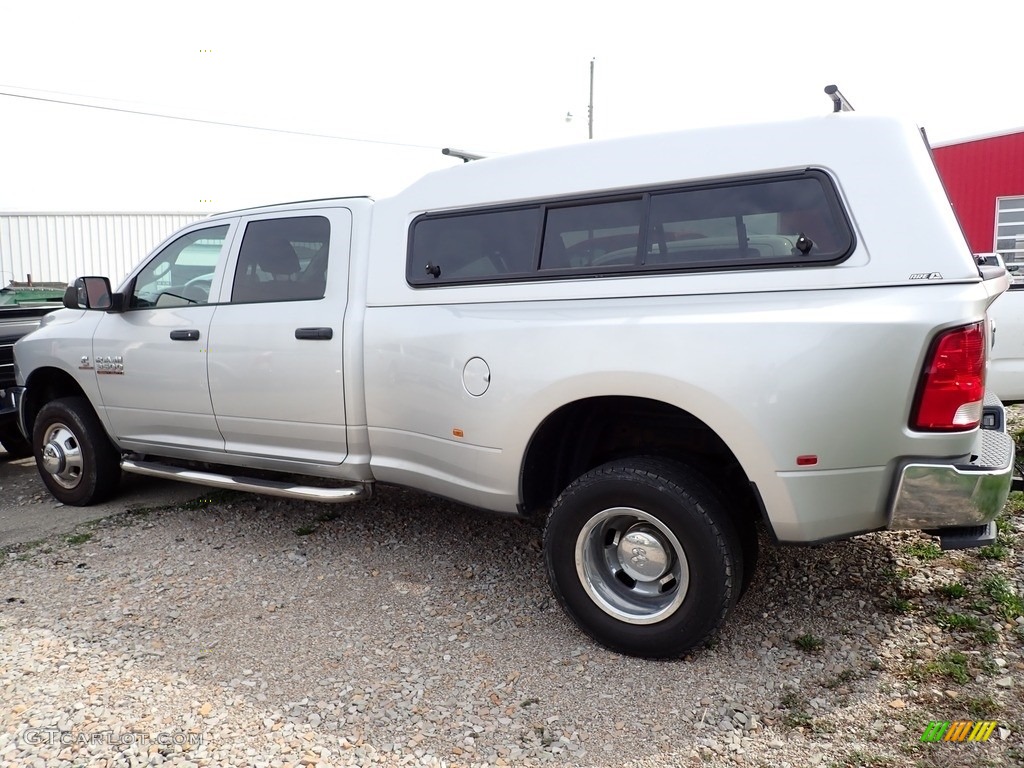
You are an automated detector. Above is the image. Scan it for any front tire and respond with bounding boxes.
[33,397,121,506]
[544,458,742,658]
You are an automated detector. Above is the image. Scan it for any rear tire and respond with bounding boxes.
[544,457,743,658]
[33,397,121,506]
[0,420,33,458]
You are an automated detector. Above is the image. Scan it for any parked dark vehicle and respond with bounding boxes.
[1,303,60,456]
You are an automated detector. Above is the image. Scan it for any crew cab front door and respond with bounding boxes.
[206,209,350,464]
[91,222,235,451]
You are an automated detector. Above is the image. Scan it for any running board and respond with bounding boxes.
[121,458,373,503]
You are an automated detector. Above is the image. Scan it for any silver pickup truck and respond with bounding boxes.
[11,113,1015,658]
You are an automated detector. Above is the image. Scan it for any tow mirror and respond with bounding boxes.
[63,276,123,312]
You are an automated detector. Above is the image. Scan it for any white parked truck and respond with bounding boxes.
[977,252,1024,404]
[11,114,1015,658]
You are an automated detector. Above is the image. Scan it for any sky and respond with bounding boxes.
[1,0,1021,213]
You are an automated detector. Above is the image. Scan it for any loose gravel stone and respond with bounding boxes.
[2,441,1023,766]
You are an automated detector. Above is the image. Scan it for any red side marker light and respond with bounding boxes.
[796,455,818,466]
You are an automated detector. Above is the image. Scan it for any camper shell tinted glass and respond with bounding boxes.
[407,170,853,285]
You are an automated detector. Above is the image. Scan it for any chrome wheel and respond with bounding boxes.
[546,459,742,657]
[575,506,689,625]
[40,422,84,490]
[32,397,121,506]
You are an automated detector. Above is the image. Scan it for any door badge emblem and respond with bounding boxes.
[95,355,124,375]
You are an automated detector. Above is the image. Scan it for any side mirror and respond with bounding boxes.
[63,277,123,312]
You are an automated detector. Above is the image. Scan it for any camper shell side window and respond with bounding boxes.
[407,170,854,286]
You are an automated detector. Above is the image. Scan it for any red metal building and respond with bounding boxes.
[932,128,1024,263]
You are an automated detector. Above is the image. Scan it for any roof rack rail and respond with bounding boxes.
[824,84,855,113]
[442,148,485,163]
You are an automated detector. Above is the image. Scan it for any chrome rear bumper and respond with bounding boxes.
[889,403,1014,534]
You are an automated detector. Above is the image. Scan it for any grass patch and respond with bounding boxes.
[822,668,864,690]
[914,650,972,685]
[293,525,318,536]
[979,656,1001,676]
[778,690,813,729]
[979,575,1024,621]
[932,609,1000,643]
[886,595,912,614]
[2,538,46,563]
[975,627,1000,645]
[936,582,967,599]
[879,566,911,586]
[965,694,1001,719]
[780,711,813,730]
[64,532,92,546]
[976,543,1009,560]
[794,633,824,652]
[933,610,981,632]
[905,541,943,560]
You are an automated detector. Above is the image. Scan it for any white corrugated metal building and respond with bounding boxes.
[0,212,206,287]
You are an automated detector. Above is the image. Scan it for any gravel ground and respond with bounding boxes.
[1,443,1023,767]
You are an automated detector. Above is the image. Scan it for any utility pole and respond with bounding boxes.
[588,58,595,140]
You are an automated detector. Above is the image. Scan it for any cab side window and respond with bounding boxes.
[231,216,331,303]
[130,225,229,309]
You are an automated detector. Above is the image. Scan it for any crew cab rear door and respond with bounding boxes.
[206,208,350,464]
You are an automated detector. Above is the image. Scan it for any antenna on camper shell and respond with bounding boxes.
[824,84,855,113]
[441,148,485,163]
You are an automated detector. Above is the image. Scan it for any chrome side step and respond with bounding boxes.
[121,458,373,503]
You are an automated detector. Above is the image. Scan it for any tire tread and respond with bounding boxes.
[33,396,120,506]
[544,456,743,658]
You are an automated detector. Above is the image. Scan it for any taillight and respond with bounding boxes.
[912,322,986,431]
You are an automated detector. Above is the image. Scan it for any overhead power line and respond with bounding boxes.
[0,88,443,151]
